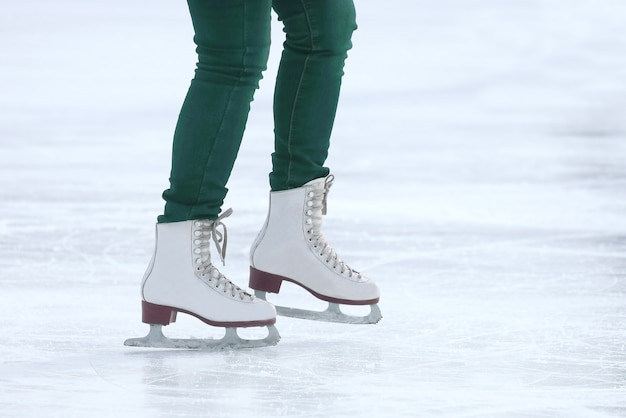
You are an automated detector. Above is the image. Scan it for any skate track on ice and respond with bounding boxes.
[1,1,626,417]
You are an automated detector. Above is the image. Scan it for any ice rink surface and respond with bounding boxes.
[1,0,626,416]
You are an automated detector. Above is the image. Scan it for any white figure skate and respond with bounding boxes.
[125,210,280,349]
[249,176,382,324]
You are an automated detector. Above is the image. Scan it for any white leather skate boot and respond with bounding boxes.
[125,210,279,349]
[249,175,382,324]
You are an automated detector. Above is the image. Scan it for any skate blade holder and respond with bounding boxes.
[255,291,382,324]
[124,324,280,350]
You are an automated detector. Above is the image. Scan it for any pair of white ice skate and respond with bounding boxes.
[124,175,381,350]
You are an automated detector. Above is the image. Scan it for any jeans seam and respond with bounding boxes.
[190,0,248,219]
[285,0,314,188]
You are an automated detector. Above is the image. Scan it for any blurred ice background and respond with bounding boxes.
[1,0,626,417]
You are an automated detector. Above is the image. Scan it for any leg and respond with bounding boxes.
[159,0,272,223]
[270,0,357,190]
[250,1,381,324]
[126,1,280,349]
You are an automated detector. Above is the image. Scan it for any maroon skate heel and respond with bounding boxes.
[249,267,284,293]
[141,301,178,325]
[125,299,280,349]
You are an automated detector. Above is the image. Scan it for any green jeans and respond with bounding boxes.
[158,0,357,223]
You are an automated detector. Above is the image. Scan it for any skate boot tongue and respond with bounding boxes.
[322,174,333,215]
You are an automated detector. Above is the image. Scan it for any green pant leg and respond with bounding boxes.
[270,0,357,191]
[159,0,272,223]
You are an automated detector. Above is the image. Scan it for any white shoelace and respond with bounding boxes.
[306,176,363,280]
[193,210,253,301]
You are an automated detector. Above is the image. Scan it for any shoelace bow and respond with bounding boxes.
[195,209,253,300]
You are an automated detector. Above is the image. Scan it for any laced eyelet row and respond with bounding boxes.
[302,179,365,281]
[191,214,253,301]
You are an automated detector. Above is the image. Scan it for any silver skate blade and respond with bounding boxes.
[255,291,382,324]
[124,324,280,350]
[277,303,382,324]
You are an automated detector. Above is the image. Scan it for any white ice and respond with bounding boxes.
[1,0,626,417]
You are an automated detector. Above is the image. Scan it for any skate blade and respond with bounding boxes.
[277,304,382,324]
[256,291,382,324]
[124,324,280,350]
